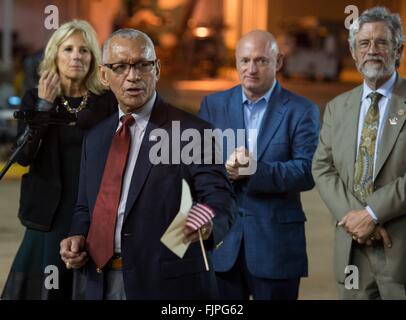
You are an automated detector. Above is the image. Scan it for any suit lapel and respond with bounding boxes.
[96,114,119,188]
[123,96,168,222]
[375,77,406,179]
[256,83,288,160]
[341,85,362,188]
[221,87,245,161]
[227,86,245,137]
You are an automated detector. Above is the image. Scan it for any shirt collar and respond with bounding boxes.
[242,80,276,105]
[362,72,397,101]
[118,91,156,129]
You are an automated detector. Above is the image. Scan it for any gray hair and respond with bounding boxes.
[348,7,404,66]
[102,29,156,63]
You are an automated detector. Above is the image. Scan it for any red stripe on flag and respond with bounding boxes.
[193,206,213,221]
[186,203,214,230]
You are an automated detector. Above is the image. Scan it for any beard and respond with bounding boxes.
[357,55,396,82]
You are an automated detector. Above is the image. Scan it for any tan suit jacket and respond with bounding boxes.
[312,75,406,284]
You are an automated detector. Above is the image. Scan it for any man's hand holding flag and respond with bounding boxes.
[183,203,214,271]
[160,180,215,270]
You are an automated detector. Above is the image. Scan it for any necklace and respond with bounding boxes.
[60,92,89,114]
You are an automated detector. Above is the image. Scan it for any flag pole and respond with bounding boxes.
[198,229,209,271]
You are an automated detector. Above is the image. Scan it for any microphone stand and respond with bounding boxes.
[0,111,77,181]
[0,127,33,180]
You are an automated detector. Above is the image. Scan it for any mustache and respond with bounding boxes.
[363,57,385,64]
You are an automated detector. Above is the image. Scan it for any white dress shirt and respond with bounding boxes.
[356,72,397,221]
[114,91,156,253]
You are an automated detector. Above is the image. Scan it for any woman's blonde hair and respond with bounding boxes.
[39,19,104,95]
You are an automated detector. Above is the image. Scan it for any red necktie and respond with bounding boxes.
[86,114,135,271]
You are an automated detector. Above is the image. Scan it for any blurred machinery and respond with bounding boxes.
[278,16,349,81]
[113,0,226,78]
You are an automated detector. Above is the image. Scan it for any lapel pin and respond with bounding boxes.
[398,109,405,116]
[150,135,158,141]
[389,116,398,125]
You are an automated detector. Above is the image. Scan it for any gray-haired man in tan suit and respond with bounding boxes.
[312,6,406,299]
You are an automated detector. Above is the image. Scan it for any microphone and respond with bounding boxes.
[14,110,77,126]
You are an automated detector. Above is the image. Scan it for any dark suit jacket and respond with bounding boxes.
[70,95,235,299]
[198,83,320,279]
[17,89,117,231]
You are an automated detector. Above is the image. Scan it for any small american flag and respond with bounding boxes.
[186,203,214,230]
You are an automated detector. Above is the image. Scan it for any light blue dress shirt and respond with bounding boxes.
[242,80,276,155]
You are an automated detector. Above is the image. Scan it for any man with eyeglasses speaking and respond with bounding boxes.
[59,29,235,300]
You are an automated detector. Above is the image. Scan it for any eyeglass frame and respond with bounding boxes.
[103,59,158,75]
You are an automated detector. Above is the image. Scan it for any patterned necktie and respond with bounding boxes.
[86,114,135,272]
[353,92,383,203]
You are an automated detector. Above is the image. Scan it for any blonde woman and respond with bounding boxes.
[2,20,116,300]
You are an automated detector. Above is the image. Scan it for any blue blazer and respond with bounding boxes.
[198,83,320,279]
[70,95,235,299]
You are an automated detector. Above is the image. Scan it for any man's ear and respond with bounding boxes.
[276,53,284,72]
[99,64,110,88]
[350,45,356,61]
[396,43,404,62]
[155,59,161,81]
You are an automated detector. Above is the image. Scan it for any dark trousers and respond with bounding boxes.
[215,241,300,300]
[72,267,126,300]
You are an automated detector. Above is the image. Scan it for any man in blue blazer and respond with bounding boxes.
[198,30,320,300]
[59,29,235,299]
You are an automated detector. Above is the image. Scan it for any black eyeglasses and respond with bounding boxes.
[103,60,157,75]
